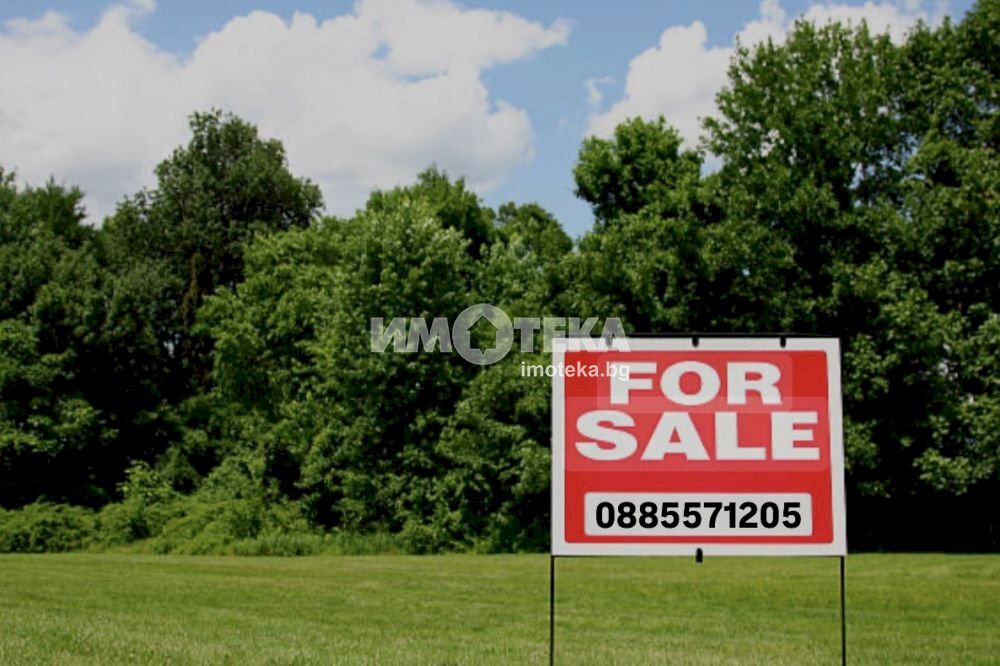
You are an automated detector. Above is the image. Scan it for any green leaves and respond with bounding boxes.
[2,2,999,552]
[575,117,702,226]
[103,110,323,390]
[565,7,999,523]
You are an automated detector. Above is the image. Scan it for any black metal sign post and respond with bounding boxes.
[549,554,556,666]
[546,553,848,665]
[840,555,847,666]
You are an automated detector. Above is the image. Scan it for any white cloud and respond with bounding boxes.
[586,0,939,144]
[799,1,941,42]
[585,20,731,144]
[583,76,614,109]
[0,0,569,222]
[736,0,788,45]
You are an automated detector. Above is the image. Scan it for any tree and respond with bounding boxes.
[102,110,322,388]
[198,192,479,535]
[679,14,996,511]
[432,355,551,551]
[0,174,113,505]
[574,117,702,227]
[565,7,998,547]
[365,167,496,258]
[476,202,572,317]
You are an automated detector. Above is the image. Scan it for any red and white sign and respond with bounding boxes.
[551,337,846,556]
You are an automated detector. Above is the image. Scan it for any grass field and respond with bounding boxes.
[1,553,997,665]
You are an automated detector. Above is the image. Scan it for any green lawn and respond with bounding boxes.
[0,553,997,665]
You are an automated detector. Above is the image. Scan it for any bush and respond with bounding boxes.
[92,462,184,546]
[0,502,95,553]
[398,519,450,554]
[0,498,406,555]
[0,455,407,556]
[128,495,317,554]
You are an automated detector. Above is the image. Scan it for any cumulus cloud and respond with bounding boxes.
[585,20,731,145]
[583,76,615,109]
[0,0,569,221]
[799,0,944,42]
[586,0,940,144]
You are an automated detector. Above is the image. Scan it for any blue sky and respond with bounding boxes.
[0,0,974,237]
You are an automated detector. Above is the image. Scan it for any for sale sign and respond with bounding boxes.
[551,337,846,556]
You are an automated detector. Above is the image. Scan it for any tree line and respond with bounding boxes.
[1,3,996,553]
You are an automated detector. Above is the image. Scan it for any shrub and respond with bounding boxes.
[0,502,95,553]
[92,461,184,545]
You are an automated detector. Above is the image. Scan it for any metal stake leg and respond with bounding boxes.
[840,556,847,666]
[549,555,556,666]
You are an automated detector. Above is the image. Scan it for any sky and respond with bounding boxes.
[0,0,975,237]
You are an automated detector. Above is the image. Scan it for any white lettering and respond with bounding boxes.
[575,411,637,461]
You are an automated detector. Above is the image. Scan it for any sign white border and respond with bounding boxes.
[550,337,847,557]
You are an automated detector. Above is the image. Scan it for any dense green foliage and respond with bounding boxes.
[0,5,997,552]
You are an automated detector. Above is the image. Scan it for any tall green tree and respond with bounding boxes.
[0,174,113,505]
[365,167,496,258]
[574,117,702,227]
[568,8,998,546]
[103,110,323,388]
[199,193,478,534]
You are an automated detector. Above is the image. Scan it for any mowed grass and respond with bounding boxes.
[1,553,997,665]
